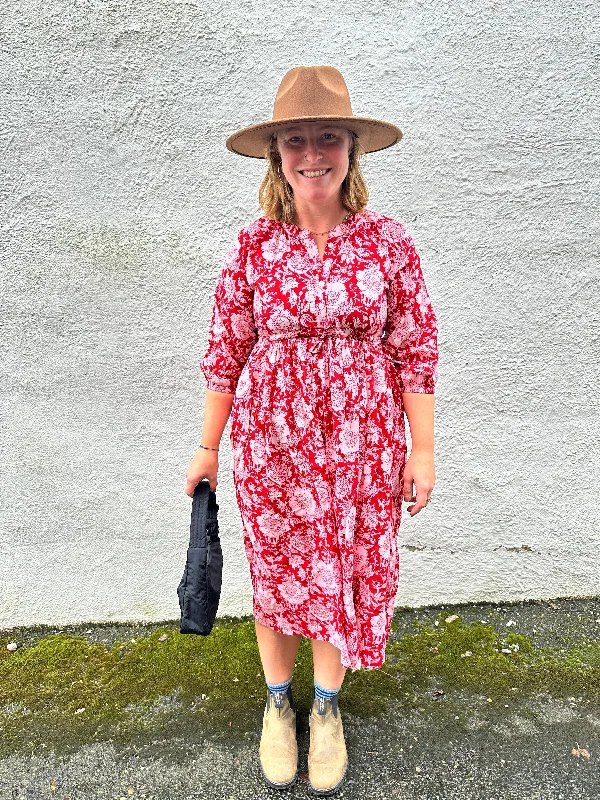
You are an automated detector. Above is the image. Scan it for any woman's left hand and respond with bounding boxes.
[403,449,436,517]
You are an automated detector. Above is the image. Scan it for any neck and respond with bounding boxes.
[292,197,348,233]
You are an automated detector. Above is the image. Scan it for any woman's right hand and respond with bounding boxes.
[185,447,219,496]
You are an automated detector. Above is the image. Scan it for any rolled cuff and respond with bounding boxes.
[205,375,237,394]
[392,364,437,394]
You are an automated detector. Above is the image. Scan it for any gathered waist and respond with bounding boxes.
[259,330,383,345]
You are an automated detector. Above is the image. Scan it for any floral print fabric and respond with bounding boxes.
[201,209,438,669]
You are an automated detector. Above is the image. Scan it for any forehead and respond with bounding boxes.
[277,122,349,136]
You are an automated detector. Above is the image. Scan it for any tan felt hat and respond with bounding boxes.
[225,65,403,159]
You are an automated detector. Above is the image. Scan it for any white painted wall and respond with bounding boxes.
[1,0,598,628]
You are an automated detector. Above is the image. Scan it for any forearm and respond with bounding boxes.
[200,388,235,449]
[402,392,435,453]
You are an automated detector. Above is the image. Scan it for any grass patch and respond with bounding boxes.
[1,610,599,757]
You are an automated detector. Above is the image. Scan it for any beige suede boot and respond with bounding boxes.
[308,696,348,795]
[259,688,298,789]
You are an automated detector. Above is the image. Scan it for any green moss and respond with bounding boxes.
[1,609,600,758]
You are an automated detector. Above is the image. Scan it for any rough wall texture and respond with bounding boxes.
[1,0,598,628]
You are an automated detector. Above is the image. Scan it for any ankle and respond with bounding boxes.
[314,680,341,702]
[266,676,294,709]
[313,680,342,717]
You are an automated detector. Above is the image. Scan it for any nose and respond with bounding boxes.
[303,137,323,163]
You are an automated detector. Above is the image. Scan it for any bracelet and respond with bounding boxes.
[199,444,219,452]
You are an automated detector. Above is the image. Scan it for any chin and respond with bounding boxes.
[297,186,342,201]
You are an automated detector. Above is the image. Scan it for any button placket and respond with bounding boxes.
[321,252,334,329]
[314,276,327,326]
[302,230,330,327]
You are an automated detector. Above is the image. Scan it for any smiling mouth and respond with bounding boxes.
[299,168,331,178]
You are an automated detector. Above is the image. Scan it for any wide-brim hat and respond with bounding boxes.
[225,65,403,159]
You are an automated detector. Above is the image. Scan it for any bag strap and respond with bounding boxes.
[189,481,210,548]
[189,480,219,548]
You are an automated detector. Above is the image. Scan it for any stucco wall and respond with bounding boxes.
[1,0,598,628]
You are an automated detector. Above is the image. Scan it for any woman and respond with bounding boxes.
[185,66,439,795]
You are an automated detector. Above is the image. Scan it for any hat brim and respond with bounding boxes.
[225,116,403,158]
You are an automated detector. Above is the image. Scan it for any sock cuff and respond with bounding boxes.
[266,676,293,694]
[314,680,342,701]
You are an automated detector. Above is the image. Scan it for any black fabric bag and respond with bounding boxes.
[177,479,222,635]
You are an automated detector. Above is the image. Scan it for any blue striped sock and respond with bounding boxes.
[266,676,293,695]
[314,680,341,702]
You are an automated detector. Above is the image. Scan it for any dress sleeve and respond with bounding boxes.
[382,231,439,394]
[200,231,258,394]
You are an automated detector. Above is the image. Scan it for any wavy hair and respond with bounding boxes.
[258,129,368,223]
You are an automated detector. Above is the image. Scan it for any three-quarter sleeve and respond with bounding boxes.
[382,232,439,394]
[200,231,258,394]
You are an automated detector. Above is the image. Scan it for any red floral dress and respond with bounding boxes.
[201,209,438,669]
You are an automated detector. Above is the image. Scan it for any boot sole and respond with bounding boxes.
[259,761,298,790]
[308,761,348,796]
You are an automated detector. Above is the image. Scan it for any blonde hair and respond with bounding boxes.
[258,129,368,223]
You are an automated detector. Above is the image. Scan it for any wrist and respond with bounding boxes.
[199,443,219,452]
[409,444,434,457]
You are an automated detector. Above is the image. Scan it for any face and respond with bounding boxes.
[276,122,353,207]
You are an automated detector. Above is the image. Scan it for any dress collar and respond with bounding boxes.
[279,210,367,240]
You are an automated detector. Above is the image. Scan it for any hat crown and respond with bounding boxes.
[272,66,353,122]
[225,65,402,158]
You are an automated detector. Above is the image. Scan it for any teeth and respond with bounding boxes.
[302,169,328,177]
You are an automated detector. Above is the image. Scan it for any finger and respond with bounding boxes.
[408,489,429,515]
[416,486,430,508]
[185,478,197,497]
[408,501,426,516]
[185,477,217,495]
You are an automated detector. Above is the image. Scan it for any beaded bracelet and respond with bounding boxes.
[199,444,219,452]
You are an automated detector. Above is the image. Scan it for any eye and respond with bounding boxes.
[322,133,338,140]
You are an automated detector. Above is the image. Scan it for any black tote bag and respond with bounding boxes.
[177,479,222,635]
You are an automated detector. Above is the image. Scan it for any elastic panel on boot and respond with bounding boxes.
[266,676,293,710]
[314,681,341,716]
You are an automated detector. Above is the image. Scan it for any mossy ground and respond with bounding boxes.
[1,598,599,760]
